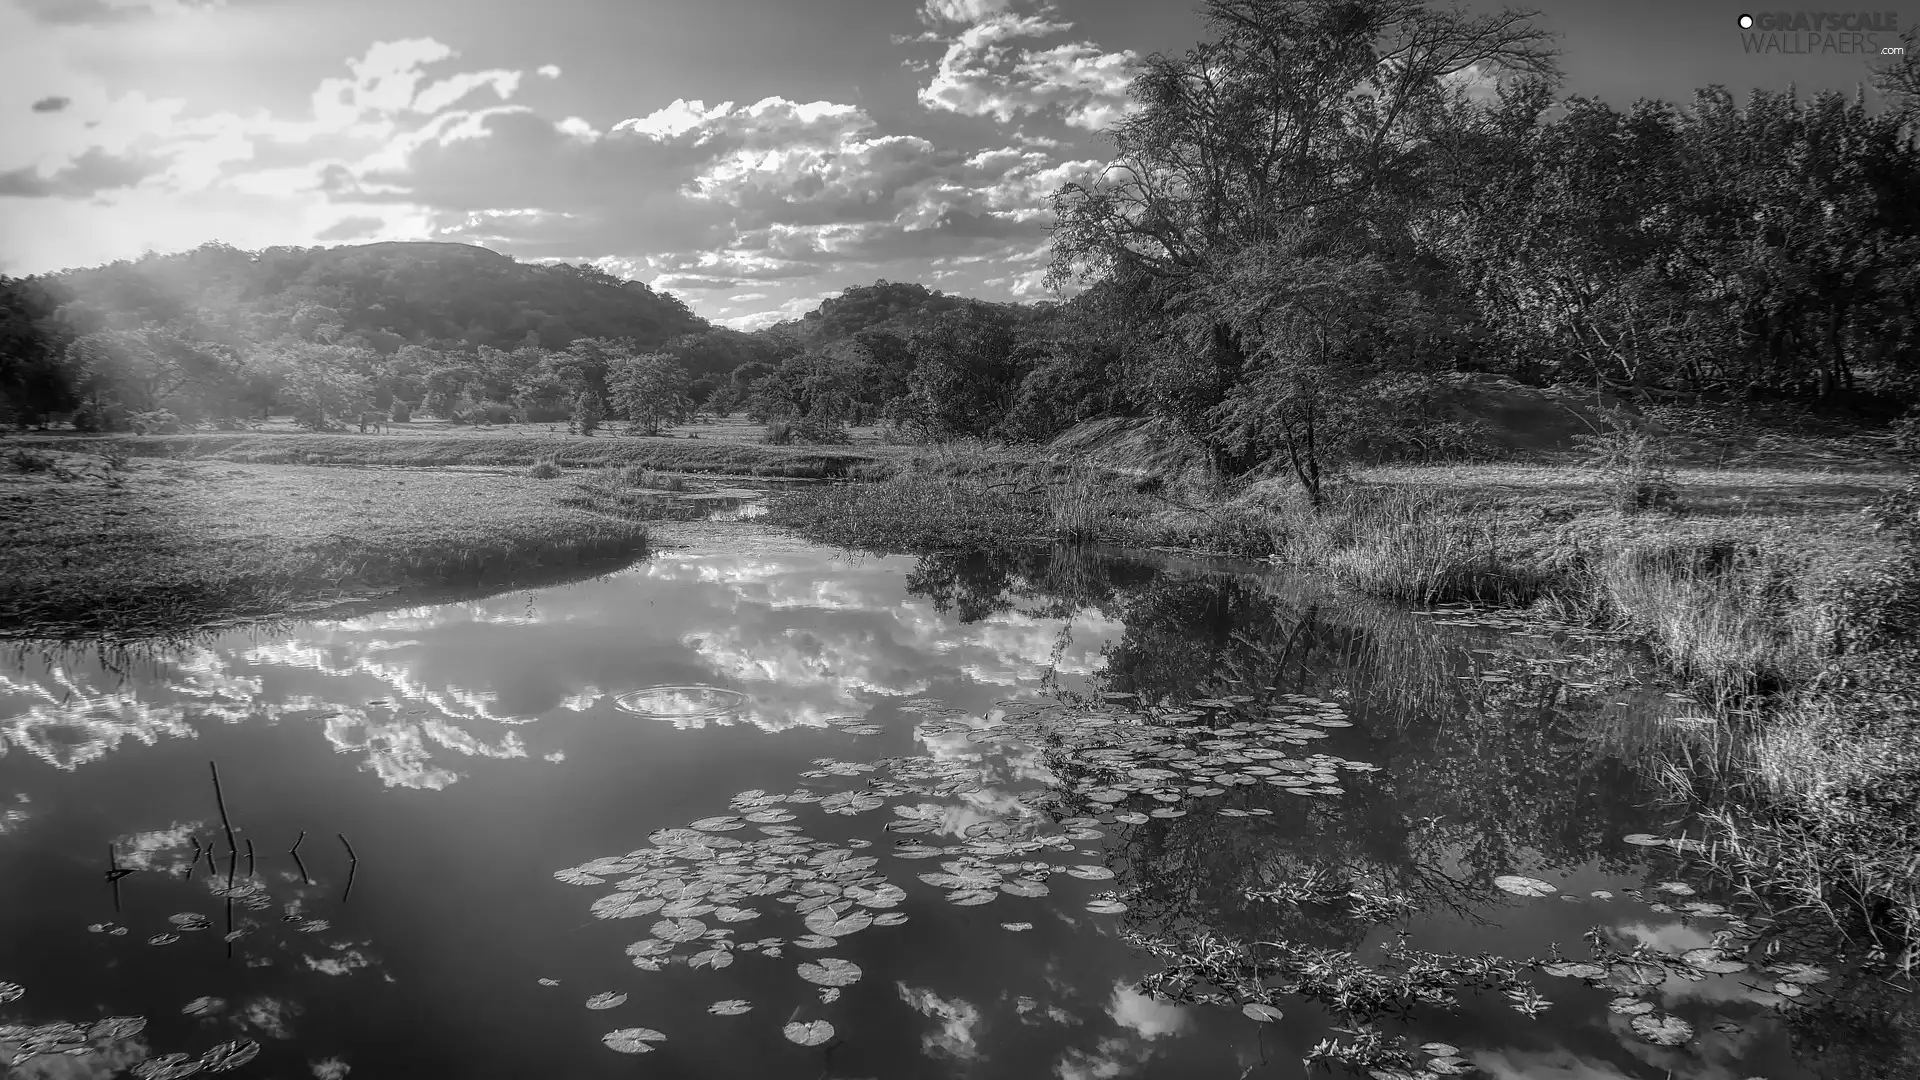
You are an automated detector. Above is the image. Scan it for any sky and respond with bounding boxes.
[1,0,1910,329]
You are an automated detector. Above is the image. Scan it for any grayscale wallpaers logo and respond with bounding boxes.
[1736,11,1906,53]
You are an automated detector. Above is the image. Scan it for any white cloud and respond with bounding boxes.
[914,11,1140,131]
[1106,981,1189,1040]
[896,983,985,1059]
[535,63,561,79]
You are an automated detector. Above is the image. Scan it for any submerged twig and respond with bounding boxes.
[209,760,238,856]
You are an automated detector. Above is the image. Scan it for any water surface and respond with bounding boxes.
[0,542,1860,1078]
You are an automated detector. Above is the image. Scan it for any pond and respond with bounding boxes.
[0,540,1881,1078]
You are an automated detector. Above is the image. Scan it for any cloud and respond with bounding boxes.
[30,94,71,112]
[1106,981,1189,1040]
[913,10,1140,131]
[918,0,1017,25]
[896,983,985,1059]
[535,64,561,79]
[0,144,164,196]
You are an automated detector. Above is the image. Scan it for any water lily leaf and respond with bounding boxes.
[586,992,627,1010]
[602,1027,667,1053]
[88,1016,148,1042]
[1654,881,1696,896]
[1772,981,1806,998]
[1001,921,1034,931]
[783,1020,835,1047]
[1494,875,1557,897]
[947,890,997,906]
[1630,1013,1693,1046]
[199,1038,261,1072]
[792,934,841,949]
[818,986,841,1004]
[1541,962,1607,980]
[708,999,752,1016]
[820,791,884,815]
[1608,996,1656,1015]
[714,905,761,922]
[1147,808,1186,818]
[803,909,873,938]
[999,878,1049,898]
[592,893,664,920]
[797,958,862,987]
[691,816,746,832]
[872,912,909,927]
[554,868,605,886]
[131,1053,202,1079]
[0,982,23,1004]
[1114,812,1149,824]
[650,918,707,943]
[181,996,225,1017]
[1241,1003,1284,1022]
[1065,865,1115,881]
[1085,899,1127,914]
[626,939,675,959]
[1590,890,1613,901]
[1421,1043,1460,1056]
[538,978,560,986]
[690,948,734,970]
[1622,833,1671,847]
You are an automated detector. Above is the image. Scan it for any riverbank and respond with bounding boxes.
[0,447,654,639]
[765,445,1920,959]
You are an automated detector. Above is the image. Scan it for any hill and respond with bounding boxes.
[759,280,1052,351]
[43,240,710,354]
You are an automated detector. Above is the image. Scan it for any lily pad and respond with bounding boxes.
[1630,1013,1694,1046]
[783,1020,835,1046]
[1241,1003,1284,1022]
[1085,899,1128,914]
[797,958,862,987]
[0,982,23,1004]
[1001,922,1034,931]
[199,1038,261,1072]
[1494,874,1557,897]
[132,1054,202,1079]
[650,918,707,943]
[1065,865,1115,881]
[181,996,225,1017]
[1540,962,1607,980]
[586,992,627,1010]
[602,1027,668,1053]
[708,999,752,1016]
[689,948,735,970]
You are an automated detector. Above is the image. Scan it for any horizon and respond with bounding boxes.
[3,0,1911,329]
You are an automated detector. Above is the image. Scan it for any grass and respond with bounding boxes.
[7,430,889,478]
[0,448,652,640]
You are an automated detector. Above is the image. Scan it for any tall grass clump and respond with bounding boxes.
[528,458,563,479]
[622,466,689,491]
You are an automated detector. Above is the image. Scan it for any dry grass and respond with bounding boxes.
[0,450,650,639]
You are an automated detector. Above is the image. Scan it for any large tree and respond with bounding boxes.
[1047,0,1559,485]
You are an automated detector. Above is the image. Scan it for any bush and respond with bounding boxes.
[573,391,605,436]
[1572,406,1679,513]
[129,409,182,435]
[764,420,794,445]
[390,401,412,424]
[528,459,563,479]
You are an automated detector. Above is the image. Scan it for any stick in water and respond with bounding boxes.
[338,833,358,863]
[209,761,238,855]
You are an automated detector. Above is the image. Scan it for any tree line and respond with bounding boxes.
[3,0,1918,470]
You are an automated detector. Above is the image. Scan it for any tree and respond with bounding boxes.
[1046,0,1559,482]
[609,353,694,435]
[905,306,1030,439]
[266,342,375,431]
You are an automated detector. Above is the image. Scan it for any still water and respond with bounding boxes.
[0,542,1862,1078]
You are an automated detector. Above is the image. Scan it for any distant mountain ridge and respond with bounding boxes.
[763,280,1052,350]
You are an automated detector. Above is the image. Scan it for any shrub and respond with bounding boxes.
[1572,405,1679,513]
[765,420,794,445]
[129,409,182,435]
[390,401,412,424]
[792,416,852,445]
[573,391,605,436]
[528,459,563,479]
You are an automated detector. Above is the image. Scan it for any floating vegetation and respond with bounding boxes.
[601,1027,667,1054]
[199,1039,261,1072]
[181,996,224,1017]
[1493,875,1557,897]
[1629,1012,1694,1046]
[612,685,747,722]
[585,992,627,1010]
[1001,921,1034,931]
[1241,1003,1284,1022]
[707,1000,751,1016]
[0,982,22,1004]
[796,958,861,987]
[782,1019,834,1046]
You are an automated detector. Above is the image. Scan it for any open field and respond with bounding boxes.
[3,416,897,477]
